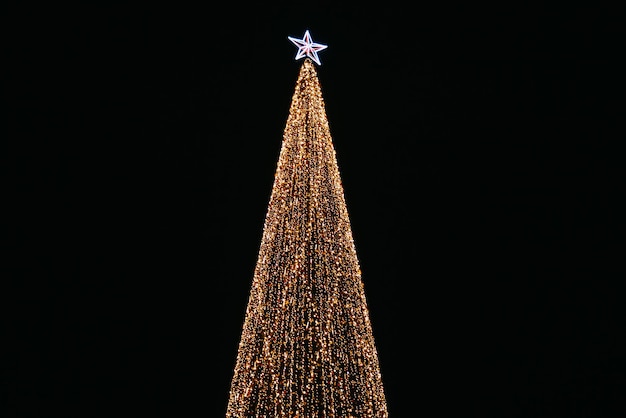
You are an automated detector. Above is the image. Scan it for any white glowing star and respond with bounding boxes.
[288,30,328,65]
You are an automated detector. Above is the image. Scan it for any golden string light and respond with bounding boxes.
[226,58,388,417]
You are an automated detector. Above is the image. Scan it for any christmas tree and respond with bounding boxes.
[226,31,388,417]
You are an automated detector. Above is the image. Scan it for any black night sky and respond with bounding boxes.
[8,3,624,417]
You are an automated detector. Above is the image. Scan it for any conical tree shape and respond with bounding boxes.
[226,58,388,417]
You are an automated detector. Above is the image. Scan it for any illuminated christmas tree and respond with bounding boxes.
[226,31,388,417]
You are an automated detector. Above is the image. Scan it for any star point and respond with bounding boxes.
[288,30,328,65]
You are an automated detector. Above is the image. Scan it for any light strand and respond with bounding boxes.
[226,59,388,417]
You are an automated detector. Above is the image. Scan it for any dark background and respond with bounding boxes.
[8,3,624,417]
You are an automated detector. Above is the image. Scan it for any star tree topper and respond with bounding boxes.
[288,30,328,65]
